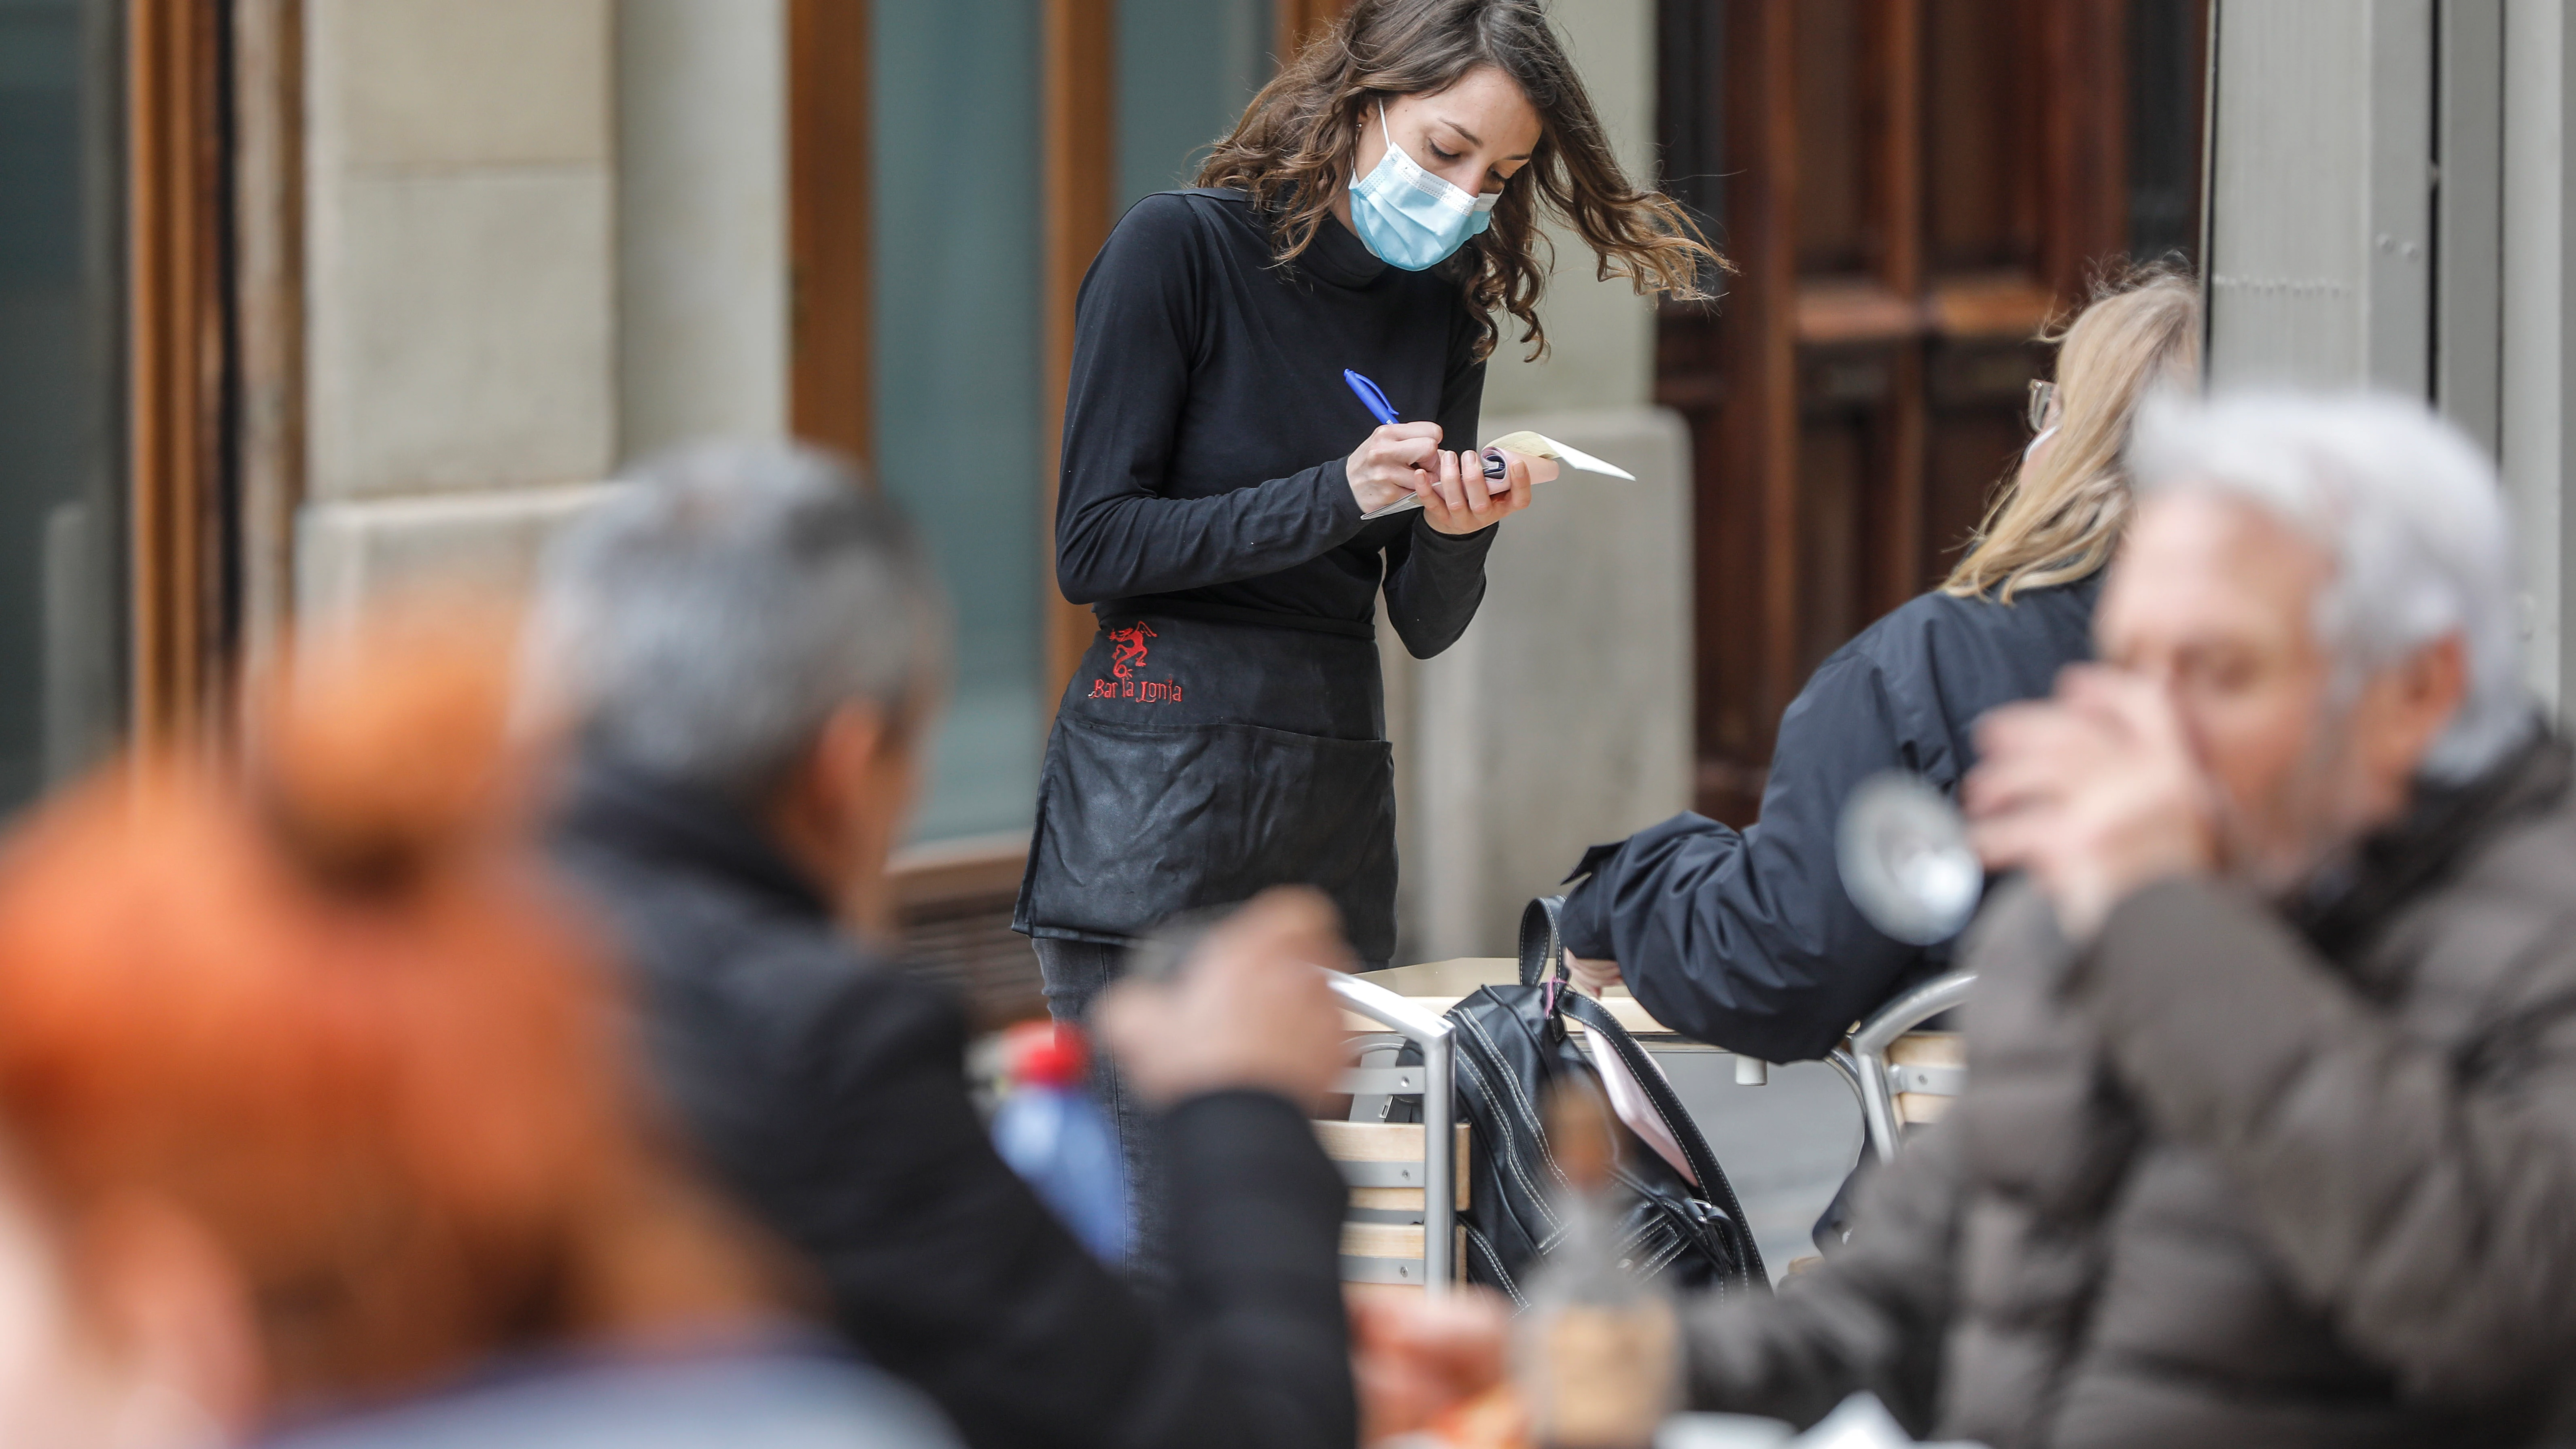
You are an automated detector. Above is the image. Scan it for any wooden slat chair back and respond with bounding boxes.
[1324,974,1464,1292]
[1316,1119,1471,1290]
[1886,1031,1965,1127]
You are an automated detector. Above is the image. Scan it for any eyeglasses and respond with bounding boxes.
[2026,378,2058,434]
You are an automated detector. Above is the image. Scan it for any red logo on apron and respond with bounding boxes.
[1089,623,1185,703]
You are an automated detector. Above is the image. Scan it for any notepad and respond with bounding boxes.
[1359,430,1637,520]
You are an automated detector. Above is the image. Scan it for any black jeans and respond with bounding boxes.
[1031,936,1169,1290]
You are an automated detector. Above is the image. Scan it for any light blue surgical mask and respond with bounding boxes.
[1347,103,1500,271]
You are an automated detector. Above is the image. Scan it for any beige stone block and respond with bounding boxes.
[616,0,789,454]
[316,0,610,169]
[310,169,615,498]
[1479,253,1656,416]
[297,482,626,624]
[1391,406,1693,961]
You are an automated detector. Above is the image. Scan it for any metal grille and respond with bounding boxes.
[898,891,1047,1029]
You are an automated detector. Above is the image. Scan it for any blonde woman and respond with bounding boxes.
[1558,267,2200,1077]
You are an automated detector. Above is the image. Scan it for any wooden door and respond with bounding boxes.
[1656,0,2205,824]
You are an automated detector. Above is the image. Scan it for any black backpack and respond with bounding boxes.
[1386,897,1769,1305]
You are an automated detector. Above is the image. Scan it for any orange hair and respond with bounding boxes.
[0,609,768,1408]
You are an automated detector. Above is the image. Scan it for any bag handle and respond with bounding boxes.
[1519,895,1571,989]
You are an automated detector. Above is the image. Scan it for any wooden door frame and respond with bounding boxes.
[788,0,873,469]
[1042,0,1115,696]
[128,0,234,746]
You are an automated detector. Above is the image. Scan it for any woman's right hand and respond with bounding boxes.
[1347,422,1445,513]
[1567,955,1623,997]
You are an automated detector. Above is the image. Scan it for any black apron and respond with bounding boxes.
[1013,604,1398,965]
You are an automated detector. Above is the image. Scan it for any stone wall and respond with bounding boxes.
[296,0,786,620]
[615,0,789,456]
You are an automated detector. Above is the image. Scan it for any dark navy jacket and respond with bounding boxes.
[1557,577,2103,1063]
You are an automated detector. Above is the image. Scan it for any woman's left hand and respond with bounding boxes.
[1415,448,1550,535]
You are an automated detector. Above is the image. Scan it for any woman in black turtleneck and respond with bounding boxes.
[1012,0,1718,1273]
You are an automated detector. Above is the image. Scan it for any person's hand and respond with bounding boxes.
[1416,448,1547,536]
[1348,422,1446,514]
[1095,888,1354,1114]
[1351,1285,1510,1443]
[1566,955,1621,997]
[1963,665,2220,940]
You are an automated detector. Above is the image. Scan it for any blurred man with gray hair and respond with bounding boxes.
[1659,393,2576,1445]
[526,441,1360,1449]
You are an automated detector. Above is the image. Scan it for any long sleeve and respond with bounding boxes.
[1556,653,1937,1063]
[1683,1121,1969,1435]
[1053,197,1373,604]
[2077,877,2576,1404]
[791,978,1354,1449]
[1380,308,1494,658]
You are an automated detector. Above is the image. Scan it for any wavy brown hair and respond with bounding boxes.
[1197,0,1722,362]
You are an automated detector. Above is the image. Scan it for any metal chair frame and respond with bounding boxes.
[1827,971,1976,1164]
[1327,972,1457,1294]
[1320,962,1972,1290]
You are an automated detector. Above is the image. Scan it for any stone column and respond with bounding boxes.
[2205,0,2576,715]
[2500,0,2576,715]
[616,0,789,456]
[2202,0,2434,395]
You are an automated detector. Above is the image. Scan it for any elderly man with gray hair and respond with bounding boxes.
[1656,392,2576,1445]
[527,441,1360,1449]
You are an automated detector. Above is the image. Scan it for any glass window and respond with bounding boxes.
[0,0,123,811]
[872,2,1044,844]
[1117,0,1273,208]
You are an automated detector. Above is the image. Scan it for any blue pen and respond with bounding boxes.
[1341,368,1507,480]
[1343,368,1400,425]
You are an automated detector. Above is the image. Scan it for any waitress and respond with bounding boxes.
[1014,0,1717,1266]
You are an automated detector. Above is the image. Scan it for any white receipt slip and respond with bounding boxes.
[1358,429,1636,520]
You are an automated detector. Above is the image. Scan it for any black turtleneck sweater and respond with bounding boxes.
[1053,188,1496,656]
